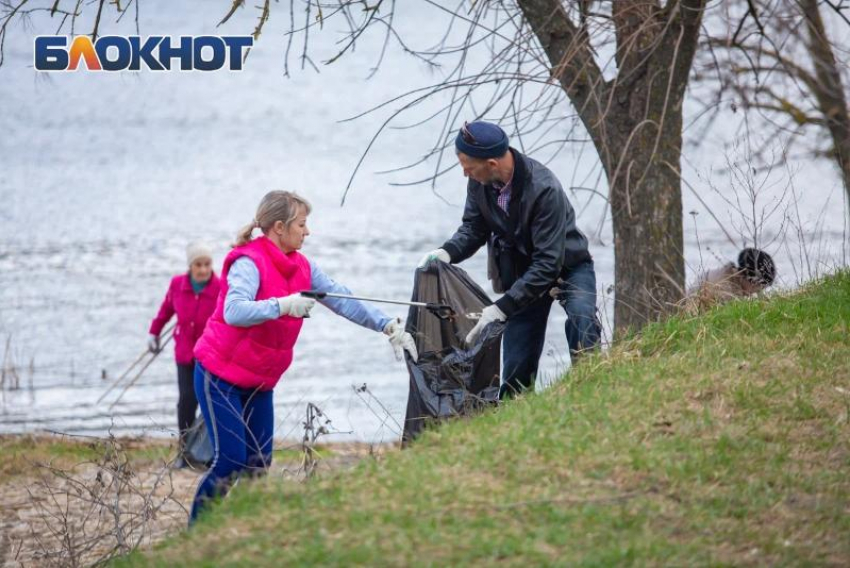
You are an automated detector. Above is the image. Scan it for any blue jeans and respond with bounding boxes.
[190,362,274,523]
[501,260,600,398]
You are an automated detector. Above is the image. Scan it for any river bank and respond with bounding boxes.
[0,433,393,567]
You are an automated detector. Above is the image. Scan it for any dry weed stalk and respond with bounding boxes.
[352,383,403,439]
[2,334,21,392]
[299,402,332,479]
[19,433,186,567]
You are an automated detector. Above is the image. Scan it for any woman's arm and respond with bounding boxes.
[310,262,392,332]
[149,279,176,336]
[223,257,281,327]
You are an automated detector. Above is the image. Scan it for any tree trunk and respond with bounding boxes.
[606,106,686,331]
[835,136,850,212]
[800,0,850,211]
[833,129,850,212]
[518,0,702,333]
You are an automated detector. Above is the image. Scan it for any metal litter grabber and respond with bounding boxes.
[97,322,175,404]
[106,330,174,410]
[300,290,463,321]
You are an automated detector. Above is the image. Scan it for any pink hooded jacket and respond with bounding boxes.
[149,273,221,365]
[193,236,311,391]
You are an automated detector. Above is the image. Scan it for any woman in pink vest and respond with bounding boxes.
[190,190,416,522]
[148,242,221,468]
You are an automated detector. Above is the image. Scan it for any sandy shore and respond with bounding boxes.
[0,433,393,567]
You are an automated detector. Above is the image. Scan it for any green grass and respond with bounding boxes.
[272,444,336,462]
[0,436,333,480]
[120,272,850,566]
[0,434,173,478]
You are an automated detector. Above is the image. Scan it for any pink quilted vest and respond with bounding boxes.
[194,236,311,390]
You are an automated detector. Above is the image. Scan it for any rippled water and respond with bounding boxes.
[1,3,846,442]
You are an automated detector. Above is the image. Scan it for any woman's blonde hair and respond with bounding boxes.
[235,190,312,247]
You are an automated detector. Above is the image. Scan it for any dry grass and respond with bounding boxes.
[0,435,391,567]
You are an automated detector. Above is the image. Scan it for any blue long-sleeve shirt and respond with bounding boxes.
[223,256,392,332]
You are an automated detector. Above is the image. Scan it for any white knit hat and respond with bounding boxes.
[186,241,213,266]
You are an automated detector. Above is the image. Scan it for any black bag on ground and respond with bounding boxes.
[402,261,505,445]
[184,414,213,468]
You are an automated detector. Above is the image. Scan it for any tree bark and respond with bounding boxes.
[518,0,705,333]
[800,0,850,210]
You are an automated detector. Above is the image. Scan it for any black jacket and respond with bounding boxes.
[441,149,591,317]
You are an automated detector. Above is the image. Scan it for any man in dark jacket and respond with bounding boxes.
[418,121,600,398]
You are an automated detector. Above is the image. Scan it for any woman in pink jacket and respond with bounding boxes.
[190,190,416,523]
[149,242,221,467]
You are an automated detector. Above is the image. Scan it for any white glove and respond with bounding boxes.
[383,319,418,363]
[147,334,161,353]
[277,293,316,318]
[417,248,450,268]
[465,304,506,346]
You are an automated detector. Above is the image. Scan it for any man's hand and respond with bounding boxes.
[417,248,450,268]
[147,334,161,354]
[465,304,506,346]
[384,319,418,362]
[277,294,316,318]
[548,278,566,302]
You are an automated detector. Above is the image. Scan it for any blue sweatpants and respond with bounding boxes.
[190,362,274,523]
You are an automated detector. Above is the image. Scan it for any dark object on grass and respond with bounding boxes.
[183,414,213,470]
[738,248,776,286]
[402,261,504,445]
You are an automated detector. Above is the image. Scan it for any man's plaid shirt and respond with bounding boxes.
[493,171,513,212]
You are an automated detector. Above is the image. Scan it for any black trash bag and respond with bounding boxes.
[402,261,505,445]
[184,414,213,469]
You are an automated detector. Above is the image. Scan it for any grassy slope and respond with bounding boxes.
[124,272,850,566]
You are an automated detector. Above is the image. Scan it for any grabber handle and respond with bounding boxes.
[300,290,327,300]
